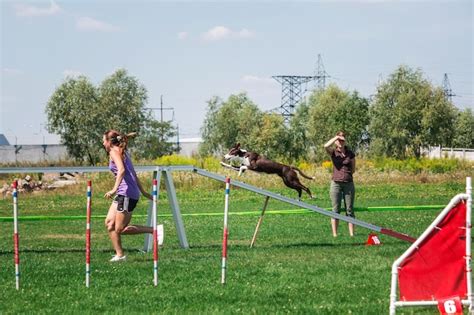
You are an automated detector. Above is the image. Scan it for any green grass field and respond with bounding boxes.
[0,173,470,314]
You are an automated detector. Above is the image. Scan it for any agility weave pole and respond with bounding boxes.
[85,180,92,288]
[12,181,20,290]
[389,177,472,314]
[221,177,230,284]
[152,179,159,286]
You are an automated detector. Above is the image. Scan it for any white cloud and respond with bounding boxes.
[2,68,23,75]
[177,31,188,40]
[14,0,61,17]
[237,28,256,39]
[202,26,232,41]
[76,17,120,32]
[63,69,83,78]
[202,26,256,41]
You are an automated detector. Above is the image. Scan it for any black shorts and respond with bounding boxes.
[113,195,139,213]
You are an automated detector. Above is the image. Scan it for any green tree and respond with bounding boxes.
[287,103,311,162]
[452,108,474,148]
[369,65,457,158]
[199,93,262,156]
[133,116,177,160]
[46,69,171,164]
[98,69,147,134]
[420,89,457,147]
[305,85,370,161]
[46,76,103,164]
[248,113,288,160]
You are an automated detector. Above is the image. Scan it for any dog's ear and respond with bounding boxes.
[236,143,240,148]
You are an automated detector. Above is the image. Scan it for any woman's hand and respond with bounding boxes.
[143,192,153,201]
[104,190,116,199]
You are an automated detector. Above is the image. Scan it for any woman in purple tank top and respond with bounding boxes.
[103,130,153,262]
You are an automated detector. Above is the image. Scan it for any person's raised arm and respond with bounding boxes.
[105,150,125,199]
[324,136,340,155]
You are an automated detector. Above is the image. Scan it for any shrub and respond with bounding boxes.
[321,160,332,173]
[199,156,221,172]
[154,154,198,166]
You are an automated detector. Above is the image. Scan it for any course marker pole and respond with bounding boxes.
[85,180,92,288]
[221,177,230,284]
[466,177,472,313]
[12,181,20,290]
[152,179,159,286]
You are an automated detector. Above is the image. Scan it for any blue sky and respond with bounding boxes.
[1,0,473,144]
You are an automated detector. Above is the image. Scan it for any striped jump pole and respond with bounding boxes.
[221,177,230,285]
[152,179,159,286]
[85,180,92,288]
[12,180,20,290]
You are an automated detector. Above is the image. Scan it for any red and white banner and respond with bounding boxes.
[398,201,467,301]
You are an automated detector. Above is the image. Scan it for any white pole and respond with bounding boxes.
[221,177,230,284]
[389,263,398,315]
[465,177,472,312]
[85,180,92,288]
[12,181,20,290]
[153,179,158,286]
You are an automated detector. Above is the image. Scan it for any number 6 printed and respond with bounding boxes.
[437,296,462,315]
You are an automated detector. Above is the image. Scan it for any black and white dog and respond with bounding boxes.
[221,143,314,199]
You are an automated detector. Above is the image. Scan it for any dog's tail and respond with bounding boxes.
[291,167,315,180]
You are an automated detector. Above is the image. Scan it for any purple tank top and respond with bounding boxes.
[109,152,140,200]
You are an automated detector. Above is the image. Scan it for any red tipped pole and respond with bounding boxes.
[12,180,20,290]
[152,179,159,286]
[85,180,92,288]
[221,177,230,284]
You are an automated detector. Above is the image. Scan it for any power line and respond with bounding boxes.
[273,54,329,124]
[442,73,456,102]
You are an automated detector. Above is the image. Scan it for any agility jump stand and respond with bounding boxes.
[12,181,20,290]
[143,167,190,252]
[389,177,472,315]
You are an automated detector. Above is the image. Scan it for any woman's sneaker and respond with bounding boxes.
[110,255,126,262]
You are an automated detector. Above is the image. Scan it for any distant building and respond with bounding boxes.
[424,146,474,161]
[0,134,10,145]
[0,144,68,163]
[178,137,202,157]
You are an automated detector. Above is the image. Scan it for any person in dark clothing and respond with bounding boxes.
[324,131,356,237]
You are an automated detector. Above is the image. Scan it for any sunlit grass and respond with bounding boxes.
[0,170,470,314]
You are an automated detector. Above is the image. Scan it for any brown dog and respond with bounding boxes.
[222,143,314,200]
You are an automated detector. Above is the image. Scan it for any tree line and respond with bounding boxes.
[46,66,473,165]
[200,65,473,162]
